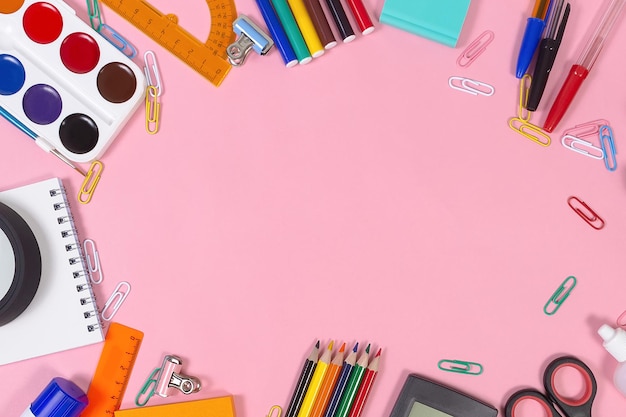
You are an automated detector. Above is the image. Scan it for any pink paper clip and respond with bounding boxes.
[457,30,494,67]
[567,196,605,230]
[563,119,610,141]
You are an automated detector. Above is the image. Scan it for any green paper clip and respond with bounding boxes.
[135,367,160,407]
[437,359,483,375]
[544,276,576,315]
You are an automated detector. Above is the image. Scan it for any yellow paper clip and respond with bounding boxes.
[567,196,605,230]
[267,406,282,417]
[517,74,532,122]
[508,117,551,147]
[78,160,104,204]
[101,281,131,321]
[437,359,483,375]
[544,276,576,315]
[456,30,494,67]
[145,85,160,134]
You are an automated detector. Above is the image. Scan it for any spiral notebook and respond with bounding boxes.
[0,178,103,365]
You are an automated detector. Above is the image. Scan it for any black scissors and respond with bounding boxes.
[505,356,596,417]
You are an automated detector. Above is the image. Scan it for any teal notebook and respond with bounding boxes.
[380,0,472,47]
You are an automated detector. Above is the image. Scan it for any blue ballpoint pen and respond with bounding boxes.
[515,0,553,78]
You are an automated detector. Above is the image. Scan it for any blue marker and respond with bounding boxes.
[255,0,299,67]
[515,0,553,78]
[20,378,88,417]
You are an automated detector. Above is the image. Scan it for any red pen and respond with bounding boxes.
[543,0,626,132]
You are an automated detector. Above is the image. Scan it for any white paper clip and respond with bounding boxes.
[144,51,163,97]
[448,76,495,96]
[101,281,131,321]
[561,135,604,159]
[457,30,494,67]
[227,15,274,66]
[83,239,103,284]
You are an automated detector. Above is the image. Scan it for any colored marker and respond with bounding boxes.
[303,0,337,49]
[515,0,552,78]
[285,341,320,417]
[324,0,356,42]
[333,344,370,417]
[346,348,381,417]
[287,0,325,57]
[322,343,358,417]
[346,0,374,35]
[270,0,313,64]
[309,343,345,417]
[254,0,298,67]
[297,342,334,417]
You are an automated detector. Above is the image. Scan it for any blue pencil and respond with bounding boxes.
[322,343,358,417]
[254,0,298,67]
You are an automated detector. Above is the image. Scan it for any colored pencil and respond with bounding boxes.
[287,0,325,57]
[346,348,381,417]
[303,0,337,49]
[345,0,374,35]
[254,0,298,67]
[270,0,313,64]
[322,343,358,417]
[285,341,321,417]
[309,343,345,417]
[324,0,355,42]
[297,341,334,417]
[333,344,370,417]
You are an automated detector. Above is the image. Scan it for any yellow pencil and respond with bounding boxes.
[286,0,325,58]
[297,341,334,417]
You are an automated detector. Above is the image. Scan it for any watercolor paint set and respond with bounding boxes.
[0,0,146,163]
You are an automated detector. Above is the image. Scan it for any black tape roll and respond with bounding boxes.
[0,201,41,326]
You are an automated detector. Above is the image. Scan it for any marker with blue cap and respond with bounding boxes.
[515,0,553,78]
[21,377,88,417]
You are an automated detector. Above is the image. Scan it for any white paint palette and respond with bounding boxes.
[0,0,146,163]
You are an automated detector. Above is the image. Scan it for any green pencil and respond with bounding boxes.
[269,0,312,64]
[332,344,370,417]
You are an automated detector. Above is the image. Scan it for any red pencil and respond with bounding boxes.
[345,348,381,417]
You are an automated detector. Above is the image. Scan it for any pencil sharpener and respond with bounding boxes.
[227,15,274,66]
[154,355,201,397]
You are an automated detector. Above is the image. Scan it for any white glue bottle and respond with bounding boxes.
[21,377,88,417]
[598,324,626,396]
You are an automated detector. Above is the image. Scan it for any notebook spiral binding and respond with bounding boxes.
[50,185,102,333]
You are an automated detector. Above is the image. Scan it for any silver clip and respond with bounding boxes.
[448,76,495,96]
[227,15,274,66]
[155,355,202,397]
[561,134,604,159]
[100,281,131,321]
[83,239,103,284]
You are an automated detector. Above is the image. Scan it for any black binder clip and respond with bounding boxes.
[227,15,274,66]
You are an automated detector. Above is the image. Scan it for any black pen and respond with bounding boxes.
[527,0,571,111]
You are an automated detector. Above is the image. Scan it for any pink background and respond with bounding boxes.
[1,0,626,415]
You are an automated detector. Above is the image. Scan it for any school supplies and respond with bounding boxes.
[78,160,104,204]
[544,0,626,132]
[324,0,355,42]
[136,354,202,406]
[346,348,381,417]
[81,323,143,417]
[448,77,494,96]
[100,281,131,321]
[115,396,236,417]
[287,0,325,57]
[508,75,551,147]
[567,197,604,230]
[389,374,497,417]
[87,0,137,58]
[323,343,357,417]
[270,0,312,63]
[437,359,483,375]
[303,0,337,49]
[21,377,88,417]
[83,238,103,284]
[0,0,146,164]
[600,125,617,171]
[334,344,370,417]
[515,0,552,78]
[598,324,626,396]
[98,0,237,87]
[380,0,472,47]
[227,16,275,66]
[346,0,374,35]
[255,0,299,67]
[526,1,570,111]
[286,341,320,417]
[504,356,596,417]
[0,178,103,365]
[544,276,576,315]
[457,30,494,67]
[298,341,334,417]
[309,343,345,417]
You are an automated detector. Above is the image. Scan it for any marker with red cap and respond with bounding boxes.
[543,0,626,133]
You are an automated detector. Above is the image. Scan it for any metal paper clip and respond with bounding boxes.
[145,86,160,134]
[86,0,103,30]
[561,135,604,159]
[267,406,282,417]
[227,15,274,66]
[567,196,605,230]
[599,125,617,171]
[83,239,103,284]
[78,160,103,204]
[144,51,163,97]
[437,359,483,375]
[508,117,551,146]
[154,355,202,397]
[448,77,495,96]
[563,119,610,140]
[99,23,137,58]
[517,74,532,122]
[456,30,494,67]
[136,367,160,407]
[544,276,576,315]
[617,310,626,330]
[101,281,131,321]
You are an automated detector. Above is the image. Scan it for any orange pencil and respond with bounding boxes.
[346,348,381,417]
[309,343,346,417]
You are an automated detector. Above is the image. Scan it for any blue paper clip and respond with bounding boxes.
[227,15,274,66]
[544,276,576,315]
[600,125,617,171]
[99,23,137,59]
[437,359,483,375]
